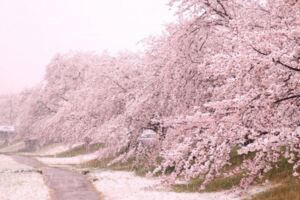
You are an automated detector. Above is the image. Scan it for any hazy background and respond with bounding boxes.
[0,0,174,94]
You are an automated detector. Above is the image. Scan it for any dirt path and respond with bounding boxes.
[12,155,101,200]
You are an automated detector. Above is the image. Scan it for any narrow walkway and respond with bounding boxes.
[12,155,101,200]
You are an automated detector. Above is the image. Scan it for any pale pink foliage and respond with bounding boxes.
[147,0,300,189]
[8,0,300,190]
[0,95,13,125]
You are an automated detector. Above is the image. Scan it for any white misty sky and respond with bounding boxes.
[0,0,174,94]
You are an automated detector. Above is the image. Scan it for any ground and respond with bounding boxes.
[0,155,50,200]
[91,170,241,200]
[0,142,268,200]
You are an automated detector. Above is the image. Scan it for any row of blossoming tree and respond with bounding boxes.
[4,0,299,189]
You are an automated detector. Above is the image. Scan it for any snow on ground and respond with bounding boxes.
[91,170,241,200]
[37,143,82,156]
[0,172,50,200]
[0,154,31,171]
[0,155,50,200]
[19,143,82,156]
[0,141,25,153]
[37,152,98,165]
[20,143,83,156]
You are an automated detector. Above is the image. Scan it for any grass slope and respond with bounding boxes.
[252,158,300,200]
[55,143,104,157]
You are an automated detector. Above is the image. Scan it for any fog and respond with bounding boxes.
[0,0,174,94]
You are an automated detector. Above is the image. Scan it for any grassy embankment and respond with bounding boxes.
[172,147,252,193]
[70,144,300,199]
[251,158,300,200]
[172,147,300,199]
[55,143,105,157]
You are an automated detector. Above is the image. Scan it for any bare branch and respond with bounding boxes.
[188,33,209,64]
[199,33,209,52]
[283,74,292,83]
[274,94,300,104]
[100,75,127,93]
[37,100,56,113]
[251,45,270,56]
[216,0,232,19]
[59,96,69,102]
[204,0,231,20]
[273,58,300,72]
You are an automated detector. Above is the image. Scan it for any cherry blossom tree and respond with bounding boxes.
[0,96,12,125]
[7,0,300,190]
[139,0,300,189]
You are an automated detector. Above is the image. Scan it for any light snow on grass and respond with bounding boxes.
[0,155,50,200]
[0,141,25,153]
[92,170,241,200]
[37,152,98,165]
[0,172,50,200]
[0,155,31,171]
[36,143,84,156]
